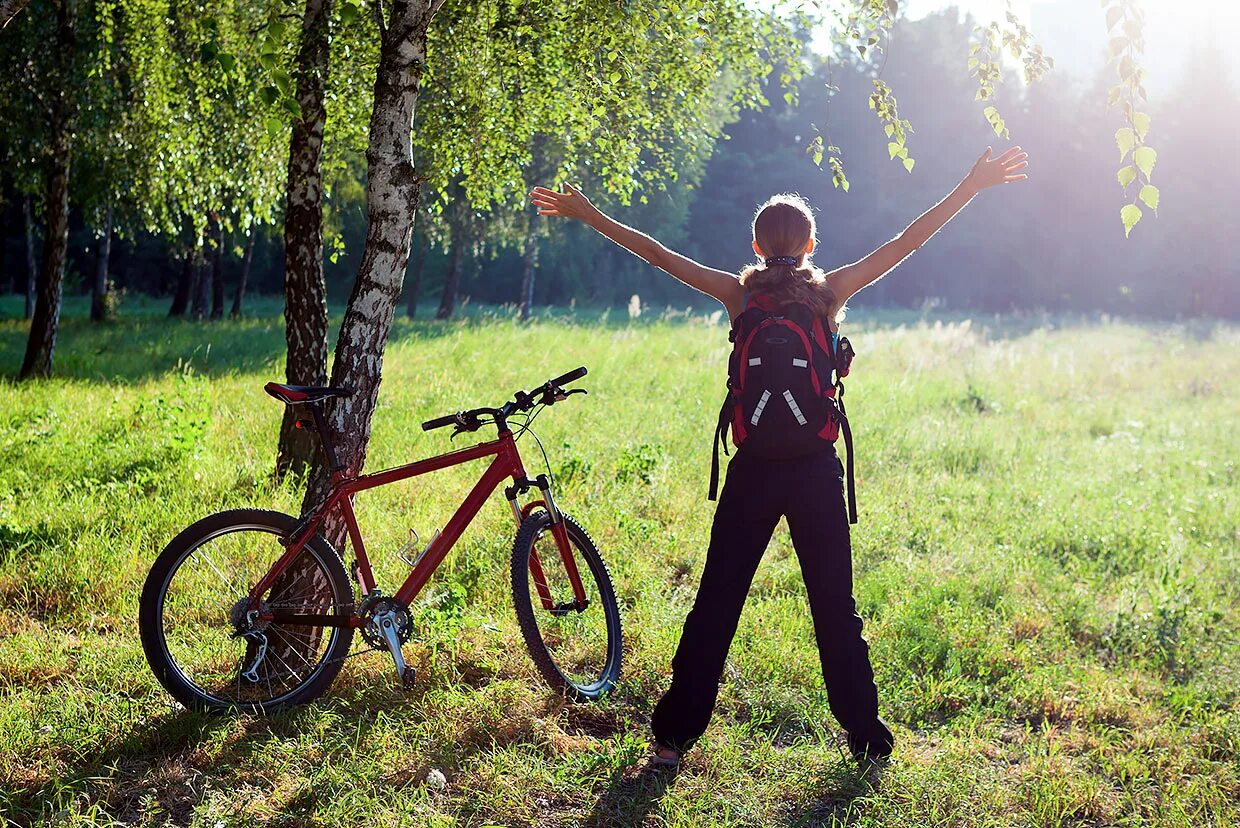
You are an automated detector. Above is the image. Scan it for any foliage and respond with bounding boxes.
[1104,0,1159,237]
[0,307,1236,824]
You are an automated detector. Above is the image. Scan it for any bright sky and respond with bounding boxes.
[895,0,1240,91]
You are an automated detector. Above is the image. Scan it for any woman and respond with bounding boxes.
[530,146,1030,766]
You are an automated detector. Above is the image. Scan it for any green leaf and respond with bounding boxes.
[1121,203,1142,237]
[1115,127,1135,161]
[340,3,358,23]
[1133,111,1151,140]
[887,141,901,159]
[265,116,284,137]
[1133,145,1157,178]
[259,85,280,106]
[968,57,980,71]
[1138,184,1159,210]
[903,157,915,173]
[884,124,894,137]
[216,52,235,72]
[1117,165,1136,188]
[272,69,292,95]
[259,52,277,70]
[267,20,287,39]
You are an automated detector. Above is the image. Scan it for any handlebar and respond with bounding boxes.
[421,366,588,433]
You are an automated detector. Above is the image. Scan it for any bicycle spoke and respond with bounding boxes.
[159,526,346,708]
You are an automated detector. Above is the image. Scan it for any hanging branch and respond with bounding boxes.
[1104,0,1158,237]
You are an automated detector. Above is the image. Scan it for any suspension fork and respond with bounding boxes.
[505,475,588,609]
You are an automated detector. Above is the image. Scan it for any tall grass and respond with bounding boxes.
[1,300,1236,826]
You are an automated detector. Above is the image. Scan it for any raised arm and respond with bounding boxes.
[530,185,744,315]
[828,146,1029,305]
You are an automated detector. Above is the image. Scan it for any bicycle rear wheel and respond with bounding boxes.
[510,511,622,701]
[139,509,354,713]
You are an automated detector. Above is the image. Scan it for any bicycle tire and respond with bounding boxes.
[139,509,354,713]
[510,511,622,702]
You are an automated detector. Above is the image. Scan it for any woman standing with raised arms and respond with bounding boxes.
[530,145,1030,767]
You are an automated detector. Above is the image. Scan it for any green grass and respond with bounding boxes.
[1,300,1237,827]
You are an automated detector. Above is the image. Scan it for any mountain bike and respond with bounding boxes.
[138,367,622,713]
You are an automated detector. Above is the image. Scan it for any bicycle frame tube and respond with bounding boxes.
[251,431,529,623]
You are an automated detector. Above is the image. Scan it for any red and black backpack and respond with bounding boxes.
[711,291,858,523]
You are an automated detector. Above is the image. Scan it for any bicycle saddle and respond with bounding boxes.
[263,382,354,405]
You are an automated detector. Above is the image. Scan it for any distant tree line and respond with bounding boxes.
[4,7,1232,326]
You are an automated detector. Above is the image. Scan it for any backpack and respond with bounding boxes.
[710,292,858,523]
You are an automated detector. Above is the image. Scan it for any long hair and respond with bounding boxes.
[739,194,838,321]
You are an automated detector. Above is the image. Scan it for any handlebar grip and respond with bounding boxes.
[550,366,588,387]
[422,413,458,431]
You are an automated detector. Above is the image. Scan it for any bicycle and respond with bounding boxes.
[138,366,623,713]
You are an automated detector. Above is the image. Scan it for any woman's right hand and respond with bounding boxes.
[530,184,600,224]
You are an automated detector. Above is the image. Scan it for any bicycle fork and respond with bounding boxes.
[505,475,589,613]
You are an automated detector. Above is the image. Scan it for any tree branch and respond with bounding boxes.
[0,0,31,28]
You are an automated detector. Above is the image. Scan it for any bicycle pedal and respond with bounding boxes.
[401,666,417,689]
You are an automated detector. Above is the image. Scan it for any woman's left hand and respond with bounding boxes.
[966,146,1030,191]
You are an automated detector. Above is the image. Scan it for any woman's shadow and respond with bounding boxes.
[584,760,680,827]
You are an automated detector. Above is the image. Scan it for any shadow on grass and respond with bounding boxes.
[6,698,405,827]
[780,758,884,828]
[584,761,679,827]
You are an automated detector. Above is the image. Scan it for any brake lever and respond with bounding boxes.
[554,388,588,402]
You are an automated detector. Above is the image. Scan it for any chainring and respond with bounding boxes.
[359,596,414,649]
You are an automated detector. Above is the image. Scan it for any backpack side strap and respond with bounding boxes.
[708,395,732,501]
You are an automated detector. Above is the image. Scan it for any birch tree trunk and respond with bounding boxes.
[191,222,210,320]
[208,213,224,320]
[436,210,463,320]
[276,0,333,480]
[231,226,255,318]
[302,0,440,543]
[404,232,426,318]
[518,211,538,321]
[20,0,74,379]
[23,195,35,320]
[90,202,112,322]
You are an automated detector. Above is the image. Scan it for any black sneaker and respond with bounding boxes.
[847,717,894,762]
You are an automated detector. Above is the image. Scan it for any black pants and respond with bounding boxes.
[651,446,884,753]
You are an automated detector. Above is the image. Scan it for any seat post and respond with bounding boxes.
[307,403,345,473]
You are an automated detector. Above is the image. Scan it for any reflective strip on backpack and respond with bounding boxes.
[748,357,762,366]
[792,358,808,368]
[750,389,771,425]
[783,390,807,425]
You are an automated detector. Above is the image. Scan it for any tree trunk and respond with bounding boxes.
[302,0,438,544]
[404,232,426,318]
[20,141,69,379]
[518,212,539,321]
[20,0,73,380]
[169,244,195,317]
[276,0,334,480]
[192,220,210,320]
[90,202,113,322]
[23,194,36,320]
[208,212,224,320]
[231,226,255,318]
[436,217,463,320]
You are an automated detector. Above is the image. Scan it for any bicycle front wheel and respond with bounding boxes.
[511,511,622,701]
[139,509,355,713]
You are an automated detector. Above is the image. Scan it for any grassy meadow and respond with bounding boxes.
[0,297,1237,827]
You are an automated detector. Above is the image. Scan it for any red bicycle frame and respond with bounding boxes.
[247,427,587,627]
